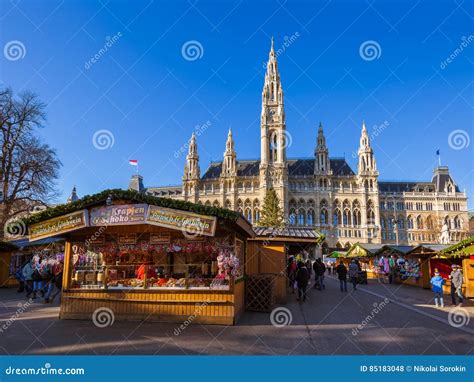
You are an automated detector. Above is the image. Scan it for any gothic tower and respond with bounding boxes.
[357,121,381,243]
[314,122,331,175]
[220,128,237,208]
[182,132,200,203]
[259,38,288,215]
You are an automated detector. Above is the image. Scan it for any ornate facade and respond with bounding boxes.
[132,40,469,248]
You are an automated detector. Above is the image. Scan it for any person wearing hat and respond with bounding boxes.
[449,264,464,306]
[430,270,445,308]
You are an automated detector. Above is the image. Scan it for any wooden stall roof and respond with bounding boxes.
[0,240,18,251]
[375,245,414,256]
[24,188,254,239]
[329,250,347,258]
[346,243,384,258]
[252,227,324,243]
[440,237,474,258]
[9,237,64,249]
[406,244,449,258]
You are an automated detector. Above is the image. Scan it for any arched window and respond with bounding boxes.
[298,209,305,226]
[381,218,386,229]
[289,208,296,226]
[269,131,278,163]
[245,208,252,223]
[416,215,423,229]
[333,209,341,226]
[213,200,220,208]
[307,209,315,226]
[407,216,414,229]
[453,216,461,229]
[397,216,405,229]
[254,209,260,222]
[426,216,434,230]
[343,209,351,226]
[320,209,328,225]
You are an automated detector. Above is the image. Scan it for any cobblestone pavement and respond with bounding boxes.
[0,279,472,355]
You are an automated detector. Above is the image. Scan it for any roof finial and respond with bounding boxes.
[271,36,274,52]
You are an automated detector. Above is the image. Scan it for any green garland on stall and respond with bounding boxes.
[440,236,474,257]
[25,189,241,226]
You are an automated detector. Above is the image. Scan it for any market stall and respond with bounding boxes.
[403,245,449,289]
[344,243,383,282]
[248,227,324,305]
[0,241,18,287]
[6,237,64,288]
[440,237,474,298]
[25,189,254,325]
[372,245,414,284]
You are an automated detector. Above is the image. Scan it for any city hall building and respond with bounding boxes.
[129,41,469,249]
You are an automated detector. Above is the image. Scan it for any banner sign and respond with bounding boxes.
[146,205,217,237]
[150,233,171,244]
[89,204,147,226]
[118,234,137,245]
[29,210,88,241]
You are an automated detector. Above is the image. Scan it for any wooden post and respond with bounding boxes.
[62,241,72,290]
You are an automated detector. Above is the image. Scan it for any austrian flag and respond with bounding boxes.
[129,160,138,166]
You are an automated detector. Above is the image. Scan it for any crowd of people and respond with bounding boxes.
[15,254,64,304]
[288,255,467,308]
[287,256,365,302]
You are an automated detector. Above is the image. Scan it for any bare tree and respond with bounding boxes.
[0,88,61,237]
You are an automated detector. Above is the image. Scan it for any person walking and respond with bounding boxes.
[287,257,297,294]
[312,260,321,289]
[336,261,348,292]
[22,260,34,298]
[305,259,312,284]
[348,259,359,291]
[31,258,45,299]
[295,261,309,302]
[430,270,445,308]
[44,262,63,304]
[316,258,326,290]
[449,264,464,306]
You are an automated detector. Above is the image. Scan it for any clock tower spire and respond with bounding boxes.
[260,38,288,216]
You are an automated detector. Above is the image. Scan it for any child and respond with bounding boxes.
[430,271,445,308]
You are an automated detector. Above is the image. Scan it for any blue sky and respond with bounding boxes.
[1,0,473,209]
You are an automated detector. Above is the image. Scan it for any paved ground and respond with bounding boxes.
[0,276,473,355]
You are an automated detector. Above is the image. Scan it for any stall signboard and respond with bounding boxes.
[29,210,88,241]
[89,204,147,226]
[146,205,217,237]
[118,234,137,245]
[150,234,171,244]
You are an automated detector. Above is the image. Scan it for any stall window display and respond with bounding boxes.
[367,255,421,282]
[70,233,242,291]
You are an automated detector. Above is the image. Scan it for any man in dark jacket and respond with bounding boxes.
[336,261,348,292]
[316,258,326,290]
[296,262,309,302]
[312,260,320,289]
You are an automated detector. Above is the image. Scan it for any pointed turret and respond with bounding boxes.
[357,121,378,175]
[183,133,200,180]
[67,186,79,203]
[222,128,236,177]
[314,122,331,174]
